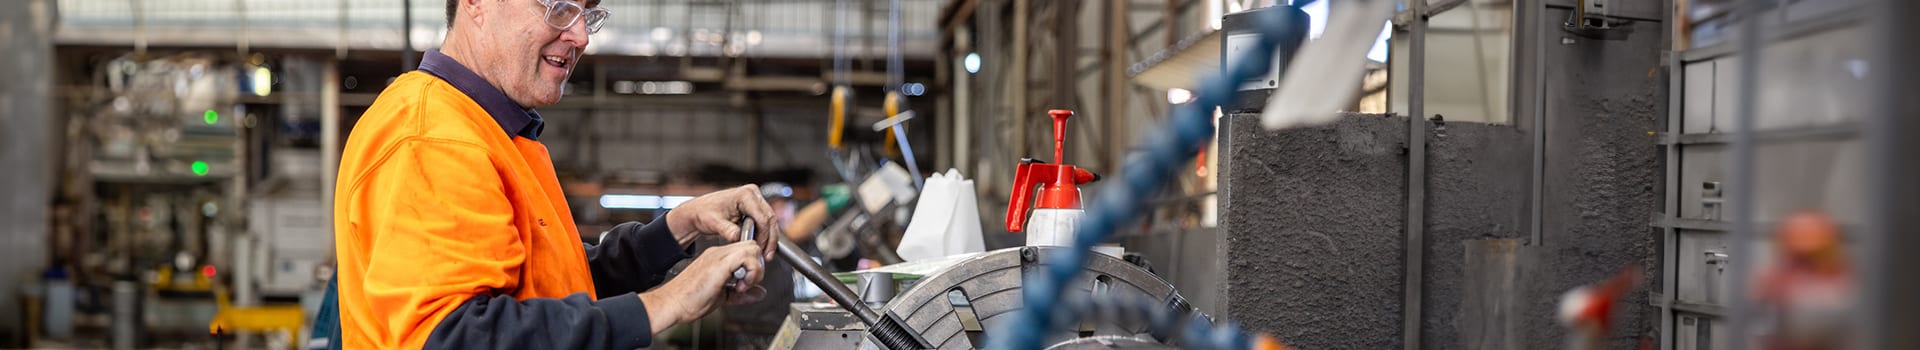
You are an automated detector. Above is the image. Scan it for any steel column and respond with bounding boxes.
[1659,53,1681,350]
[1403,1,1430,349]
[1724,0,1767,349]
[1865,0,1919,347]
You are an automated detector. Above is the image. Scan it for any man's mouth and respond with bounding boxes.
[542,54,571,68]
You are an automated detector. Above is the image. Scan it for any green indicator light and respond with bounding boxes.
[191,161,210,176]
[204,110,219,125]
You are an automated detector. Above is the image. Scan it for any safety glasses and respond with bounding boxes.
[533,0,610,34]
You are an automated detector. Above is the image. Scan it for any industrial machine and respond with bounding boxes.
[770,245,1194,349]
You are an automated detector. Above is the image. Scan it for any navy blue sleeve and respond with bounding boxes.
[586,220,695,295]
[424,292,654,350]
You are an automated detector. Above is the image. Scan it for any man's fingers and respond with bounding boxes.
[714,241,765,294]
[736,241,766,288]
[731,185,779,260]
[711,212,744,242]
[762,235,777,262]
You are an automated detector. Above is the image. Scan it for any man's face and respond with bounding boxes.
[478,0,593,107]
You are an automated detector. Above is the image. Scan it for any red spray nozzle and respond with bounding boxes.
[1007,109,1101,233]
[1048,109,1072,163]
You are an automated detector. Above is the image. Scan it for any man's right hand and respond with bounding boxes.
[637,240,768,334]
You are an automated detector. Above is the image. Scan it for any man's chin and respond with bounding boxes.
[530,93,563,107]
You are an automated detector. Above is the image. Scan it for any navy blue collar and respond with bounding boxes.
[416,50,545,140]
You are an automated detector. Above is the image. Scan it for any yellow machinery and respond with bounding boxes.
[208,286,307,349]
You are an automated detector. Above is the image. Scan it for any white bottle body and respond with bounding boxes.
[1024,208,1122,257]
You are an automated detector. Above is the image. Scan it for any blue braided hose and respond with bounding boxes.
[986,7,1305,350]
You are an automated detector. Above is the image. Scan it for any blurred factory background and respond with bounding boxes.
[1,0,1917,349]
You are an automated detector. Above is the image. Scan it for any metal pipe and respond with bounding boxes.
[1012,0,1029,158]
[1055,0,1079,111]
[1403,2,1428,349]
[888,0,902,90]
[1103,0,1129,172]
[1529,0,1549,249]
[778,237,879,325]
[1725,1,1767,349]
[955,27,973,175]
[321,58,341,243]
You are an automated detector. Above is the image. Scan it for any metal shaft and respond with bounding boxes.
[775,236,928,349]
[725,217,757,290]
[777,236,881,325]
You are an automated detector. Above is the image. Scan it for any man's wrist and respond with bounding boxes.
[637,291,679,334]
[662,210,695,246]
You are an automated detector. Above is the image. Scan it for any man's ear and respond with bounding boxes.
[461,0,486,27]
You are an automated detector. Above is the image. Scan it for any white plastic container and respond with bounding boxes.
[42,268,74,339]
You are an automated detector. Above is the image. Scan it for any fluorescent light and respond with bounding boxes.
[963,53,982,74]
[660,196,695,209]
[600,194,662,210]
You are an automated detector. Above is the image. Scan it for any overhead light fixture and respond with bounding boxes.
[600,194,699,210]
[600,194,662,210]
[1167,88,1195,104]
[963,53,982,74]
[660,196,695,209]
[901,83,926,96]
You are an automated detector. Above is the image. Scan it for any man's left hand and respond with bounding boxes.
[665,185,778,261]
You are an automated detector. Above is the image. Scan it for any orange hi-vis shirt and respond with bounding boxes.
[334,50,685,349]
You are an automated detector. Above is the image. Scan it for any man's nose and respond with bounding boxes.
[560,19,590,49]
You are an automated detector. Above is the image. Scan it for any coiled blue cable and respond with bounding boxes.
[987,7,1304,350]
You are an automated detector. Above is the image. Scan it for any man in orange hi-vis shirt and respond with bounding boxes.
[332,0,777,348]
